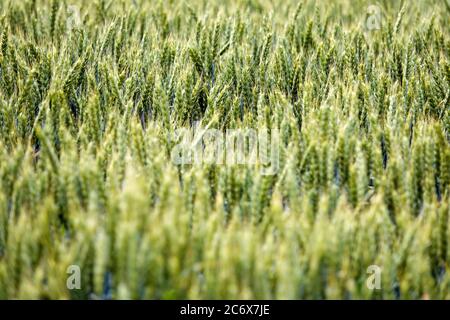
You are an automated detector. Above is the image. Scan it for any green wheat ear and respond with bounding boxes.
[50,0,59,40]
[0,26,8,58]
[0,0,448,300]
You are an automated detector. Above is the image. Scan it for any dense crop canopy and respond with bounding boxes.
[0,0,449,299]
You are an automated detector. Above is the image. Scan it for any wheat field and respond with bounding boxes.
[0,0,449,299]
